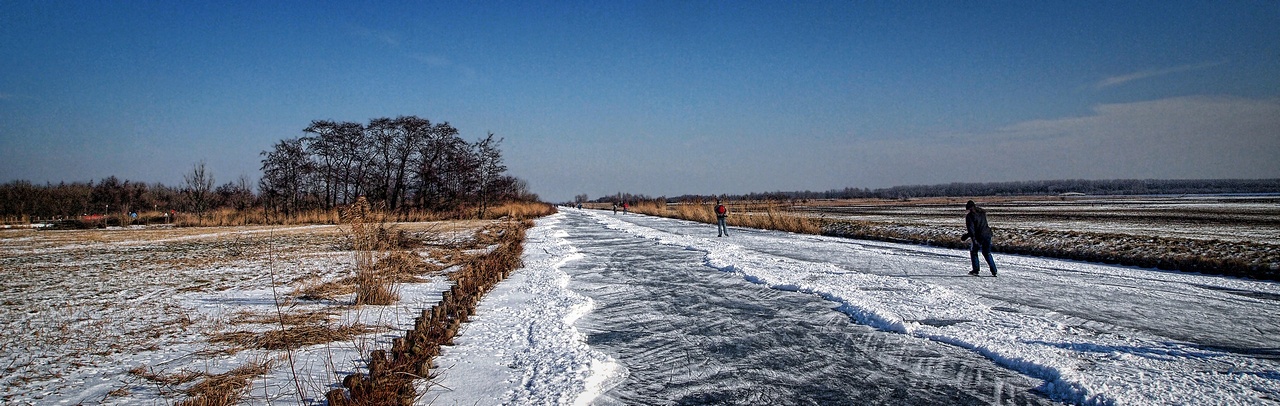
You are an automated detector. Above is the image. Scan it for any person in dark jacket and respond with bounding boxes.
[714,199,729,237]
[961,200,997,276]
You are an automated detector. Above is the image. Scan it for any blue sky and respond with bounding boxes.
[2,1,1278,202]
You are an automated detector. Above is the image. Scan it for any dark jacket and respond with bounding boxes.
[963,207,993,242]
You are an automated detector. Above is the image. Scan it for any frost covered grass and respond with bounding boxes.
[0,212,514,404]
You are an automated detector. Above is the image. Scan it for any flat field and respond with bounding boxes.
[800,194,1280,277]
[0,220,492,404]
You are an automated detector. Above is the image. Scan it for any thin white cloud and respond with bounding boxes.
[410,53,451,68]
[352,27,400,47]
[408,52,483,84]
[1096,60,1227,89]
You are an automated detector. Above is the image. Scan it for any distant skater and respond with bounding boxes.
[961,200,997,276]
[612,202,618,214]
[714,199,729,237]
[622,202,629,214]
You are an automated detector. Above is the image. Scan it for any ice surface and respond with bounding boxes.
[429,209,1279,405]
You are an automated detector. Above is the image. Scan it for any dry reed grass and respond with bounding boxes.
[630,199,822,235]
[130,365,203,387]
[130,359,273,406]
[209,324,382,351]
[294,278,356,302]
[228,308,338,326]
[344,197,401,306]
[480,201,558,220]
[178,360,273,406]
[167,200,554,228]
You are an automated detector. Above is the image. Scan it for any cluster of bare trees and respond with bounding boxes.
[259,116,534,217]
[1,116,532,223]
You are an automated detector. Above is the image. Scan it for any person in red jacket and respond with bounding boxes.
[961,200,997,276]
[714,199,729,237]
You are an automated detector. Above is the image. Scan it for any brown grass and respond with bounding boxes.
[209,324,383,351]
[166,200,555,228]
[130,365,204,387]
[480,201,558,220]
[178,360,273,406]
[630,199,821,235]
[344,197,402,306]
[228,308,338,327]
[129,360,273,406]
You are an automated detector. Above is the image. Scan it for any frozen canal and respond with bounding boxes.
[426,209,1280,405]
[562,211,1052,405]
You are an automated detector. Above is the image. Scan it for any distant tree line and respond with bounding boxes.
[586,178,1280,204]
[0,167,254,220]
[259,116,535,217]
[586,192,658,205]
[0,115,537,222]
[842,178,1280,199]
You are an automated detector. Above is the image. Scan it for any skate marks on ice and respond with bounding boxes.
[578,209,1280,405]
[560,212,1052,405]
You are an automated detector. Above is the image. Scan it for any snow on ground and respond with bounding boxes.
[429,209,1279,405]
[0,222,476,405]
[422,215,620,405]
[808,195,1280,244]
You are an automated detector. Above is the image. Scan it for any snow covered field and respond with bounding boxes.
[428,209,1279,405]
[804,194,1280,244]
[805,195,1280,278]
[0,221,487,405]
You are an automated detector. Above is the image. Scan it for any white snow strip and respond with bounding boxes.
[422,213,621,405]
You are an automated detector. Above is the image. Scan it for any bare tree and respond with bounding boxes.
[474,133,505,218]
[215,175,256,211]
[256,116,525,217]
[259,138,312,215]
[183,161,215,217]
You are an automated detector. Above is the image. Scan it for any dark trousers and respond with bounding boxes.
[717,216,728,236]
[970,236,997,273]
